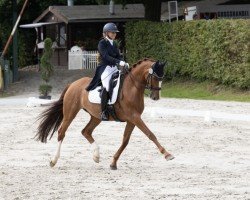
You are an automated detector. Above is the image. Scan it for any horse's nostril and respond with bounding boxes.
[153,96,159,101]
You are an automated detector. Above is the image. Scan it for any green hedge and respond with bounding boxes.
[125,20,250,89]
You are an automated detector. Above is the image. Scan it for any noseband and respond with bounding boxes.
[145,67,164,91]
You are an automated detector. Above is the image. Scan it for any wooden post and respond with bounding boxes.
[1,0,29,58]
[13,0,18,82]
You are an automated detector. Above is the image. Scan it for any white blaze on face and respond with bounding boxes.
[159,81,162,97]
[159,81,162,88]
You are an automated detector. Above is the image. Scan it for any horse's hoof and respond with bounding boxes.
[110,165,117,170]
[50,160,56,167]
[165,154,175,161]
[93,156,100,163]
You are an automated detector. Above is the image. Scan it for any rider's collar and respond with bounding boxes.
[105,36,113,46]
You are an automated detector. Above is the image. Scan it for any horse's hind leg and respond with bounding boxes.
[81,116,101,163]
[50,107,80,167]
[110,122,135,170]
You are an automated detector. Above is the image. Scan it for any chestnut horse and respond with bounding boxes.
[36,58,174,170]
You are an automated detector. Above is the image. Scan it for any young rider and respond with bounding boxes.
[86,22,128,121]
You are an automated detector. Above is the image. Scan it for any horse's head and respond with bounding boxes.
[128,58,166,100]
[146,60,166,100]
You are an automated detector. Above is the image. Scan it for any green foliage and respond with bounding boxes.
[18,32,37,67]
[0,0,99,66]
[39,84,52,97]
[125,21,171,62]
[39,38,53,96]
[125,20,250,89]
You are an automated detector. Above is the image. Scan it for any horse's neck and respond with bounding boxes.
[130,67,147,84]
[121,68,146,102]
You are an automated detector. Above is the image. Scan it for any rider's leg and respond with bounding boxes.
[100,87,109,121]
[100,66,118,121]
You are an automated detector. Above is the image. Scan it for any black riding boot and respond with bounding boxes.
[100,88,109,121]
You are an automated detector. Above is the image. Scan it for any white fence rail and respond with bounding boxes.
[83,51,99,69]
[68,46,98,70]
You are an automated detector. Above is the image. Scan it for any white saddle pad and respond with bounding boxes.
[88,71,121,104]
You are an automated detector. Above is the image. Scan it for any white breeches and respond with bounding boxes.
[101,65,118,92]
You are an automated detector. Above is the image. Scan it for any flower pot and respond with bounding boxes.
[39,95,51,100]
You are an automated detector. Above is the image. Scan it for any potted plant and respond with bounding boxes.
[39,38,54,99]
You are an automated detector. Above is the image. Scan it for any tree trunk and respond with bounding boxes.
[143,0,162,22]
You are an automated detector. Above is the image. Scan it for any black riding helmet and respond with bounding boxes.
[103,23,119,33]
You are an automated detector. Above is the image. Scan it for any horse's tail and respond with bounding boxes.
[35,85,70,143]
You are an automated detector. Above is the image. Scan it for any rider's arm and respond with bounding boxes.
[98,40,123,66]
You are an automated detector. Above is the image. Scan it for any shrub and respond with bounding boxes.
[125,20,250,89]
[39,38,54,97]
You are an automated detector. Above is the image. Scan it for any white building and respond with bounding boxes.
[161,0,250,21]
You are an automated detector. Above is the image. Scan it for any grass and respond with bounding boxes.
[161,79,250,102]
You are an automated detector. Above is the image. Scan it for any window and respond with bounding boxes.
[218,10,249,18]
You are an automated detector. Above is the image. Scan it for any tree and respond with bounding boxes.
[0,0,163,67]
[39,38,53,99]
[143,0,162,21]
[99,0,163,21]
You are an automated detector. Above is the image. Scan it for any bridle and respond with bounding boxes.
[124,62,164,92]
[145,67,164,91]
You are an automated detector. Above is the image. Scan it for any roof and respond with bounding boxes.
[34,4,145,24]
[219,0,250,4]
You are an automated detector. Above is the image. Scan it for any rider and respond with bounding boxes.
[86,22,128,121]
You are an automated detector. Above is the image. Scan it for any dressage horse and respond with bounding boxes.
[36,58,174,169]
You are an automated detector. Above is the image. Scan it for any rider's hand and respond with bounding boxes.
[119,61,125,66]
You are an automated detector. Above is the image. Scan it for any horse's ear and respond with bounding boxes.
[153,60,160,68]
[152,60,159,70]
[153,60,164,77]
[159,61,167,67]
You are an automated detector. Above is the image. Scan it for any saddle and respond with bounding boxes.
[88,71,120,104]
[88,70,124,122]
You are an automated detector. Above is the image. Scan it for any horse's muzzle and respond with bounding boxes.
[150,92,160,101]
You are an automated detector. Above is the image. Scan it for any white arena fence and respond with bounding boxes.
[68,46,98,70]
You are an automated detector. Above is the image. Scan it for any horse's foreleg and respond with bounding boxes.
[110,122,135,170]
[81,116,101,163]
[132,115,174,161]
